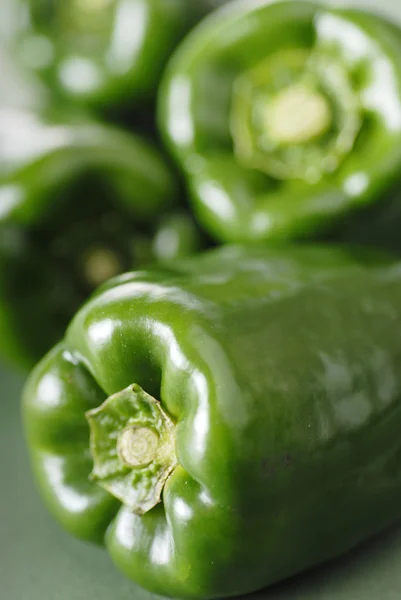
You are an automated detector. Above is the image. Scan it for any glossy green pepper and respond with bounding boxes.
[0,107,203,369]
[23,244,401,599]
[160,1,401,245]
[14,0,212,112]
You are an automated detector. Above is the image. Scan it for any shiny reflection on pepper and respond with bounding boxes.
[36,372,64,409]
[165,75,194,147]
[59,56,103,95]
[149,523,173,567]
[363,57,401,131]
[316,13,372,62]
[0,185,24,219]
[191,370,211,458]
[198,181,236,223]
[87,318,118,351]
[107,0,148,73]
[152,321,191,375]
[42,454,92,513]
[171,496,194,522]
[0,110,72,166]
[343,172,369,197]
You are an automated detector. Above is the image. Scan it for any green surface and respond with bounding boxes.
[3,0,401,598]
[20,245,401,598]
[3,361,401,599]
[160,0,401,247]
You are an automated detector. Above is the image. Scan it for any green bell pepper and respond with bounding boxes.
[159,1,401,245]
[14,0,212,112]
[0,107,203,369]
[23,244,401,598]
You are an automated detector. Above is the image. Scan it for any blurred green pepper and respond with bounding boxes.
[159,1,401,246]
[14,0,212,112]
[0,108,203,369]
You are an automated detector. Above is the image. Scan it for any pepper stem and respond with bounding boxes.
[118,426,159,468]
[265,84,332,145]
[86,384,177,515]
[82,247,122,288]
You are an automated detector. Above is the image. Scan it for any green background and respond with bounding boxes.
[3,0,401,598]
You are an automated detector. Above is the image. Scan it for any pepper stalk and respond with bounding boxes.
[86,384,177,514]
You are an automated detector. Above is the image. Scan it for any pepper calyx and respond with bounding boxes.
[86,383,177,515]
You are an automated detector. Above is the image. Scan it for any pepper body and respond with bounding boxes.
[15,0,211,112]
[0,108,203,368]
[159,1,401,246]
[23,244,401,598]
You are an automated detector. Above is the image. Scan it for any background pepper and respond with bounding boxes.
[23,244,401,599]
[0,107,204,369]
[159,2,401,247]
[324,183,401,254]
[13,0,213,115]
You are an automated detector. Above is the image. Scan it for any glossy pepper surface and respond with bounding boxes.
[0,108,203,369]
[160,1,401,245]
[15,0,212,112]
[23,244,401,599]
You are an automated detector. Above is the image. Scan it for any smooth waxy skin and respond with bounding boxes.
[0,108,203,369]
[16,0,211,111]
[23,245,401,598]
[160,1,401,245]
